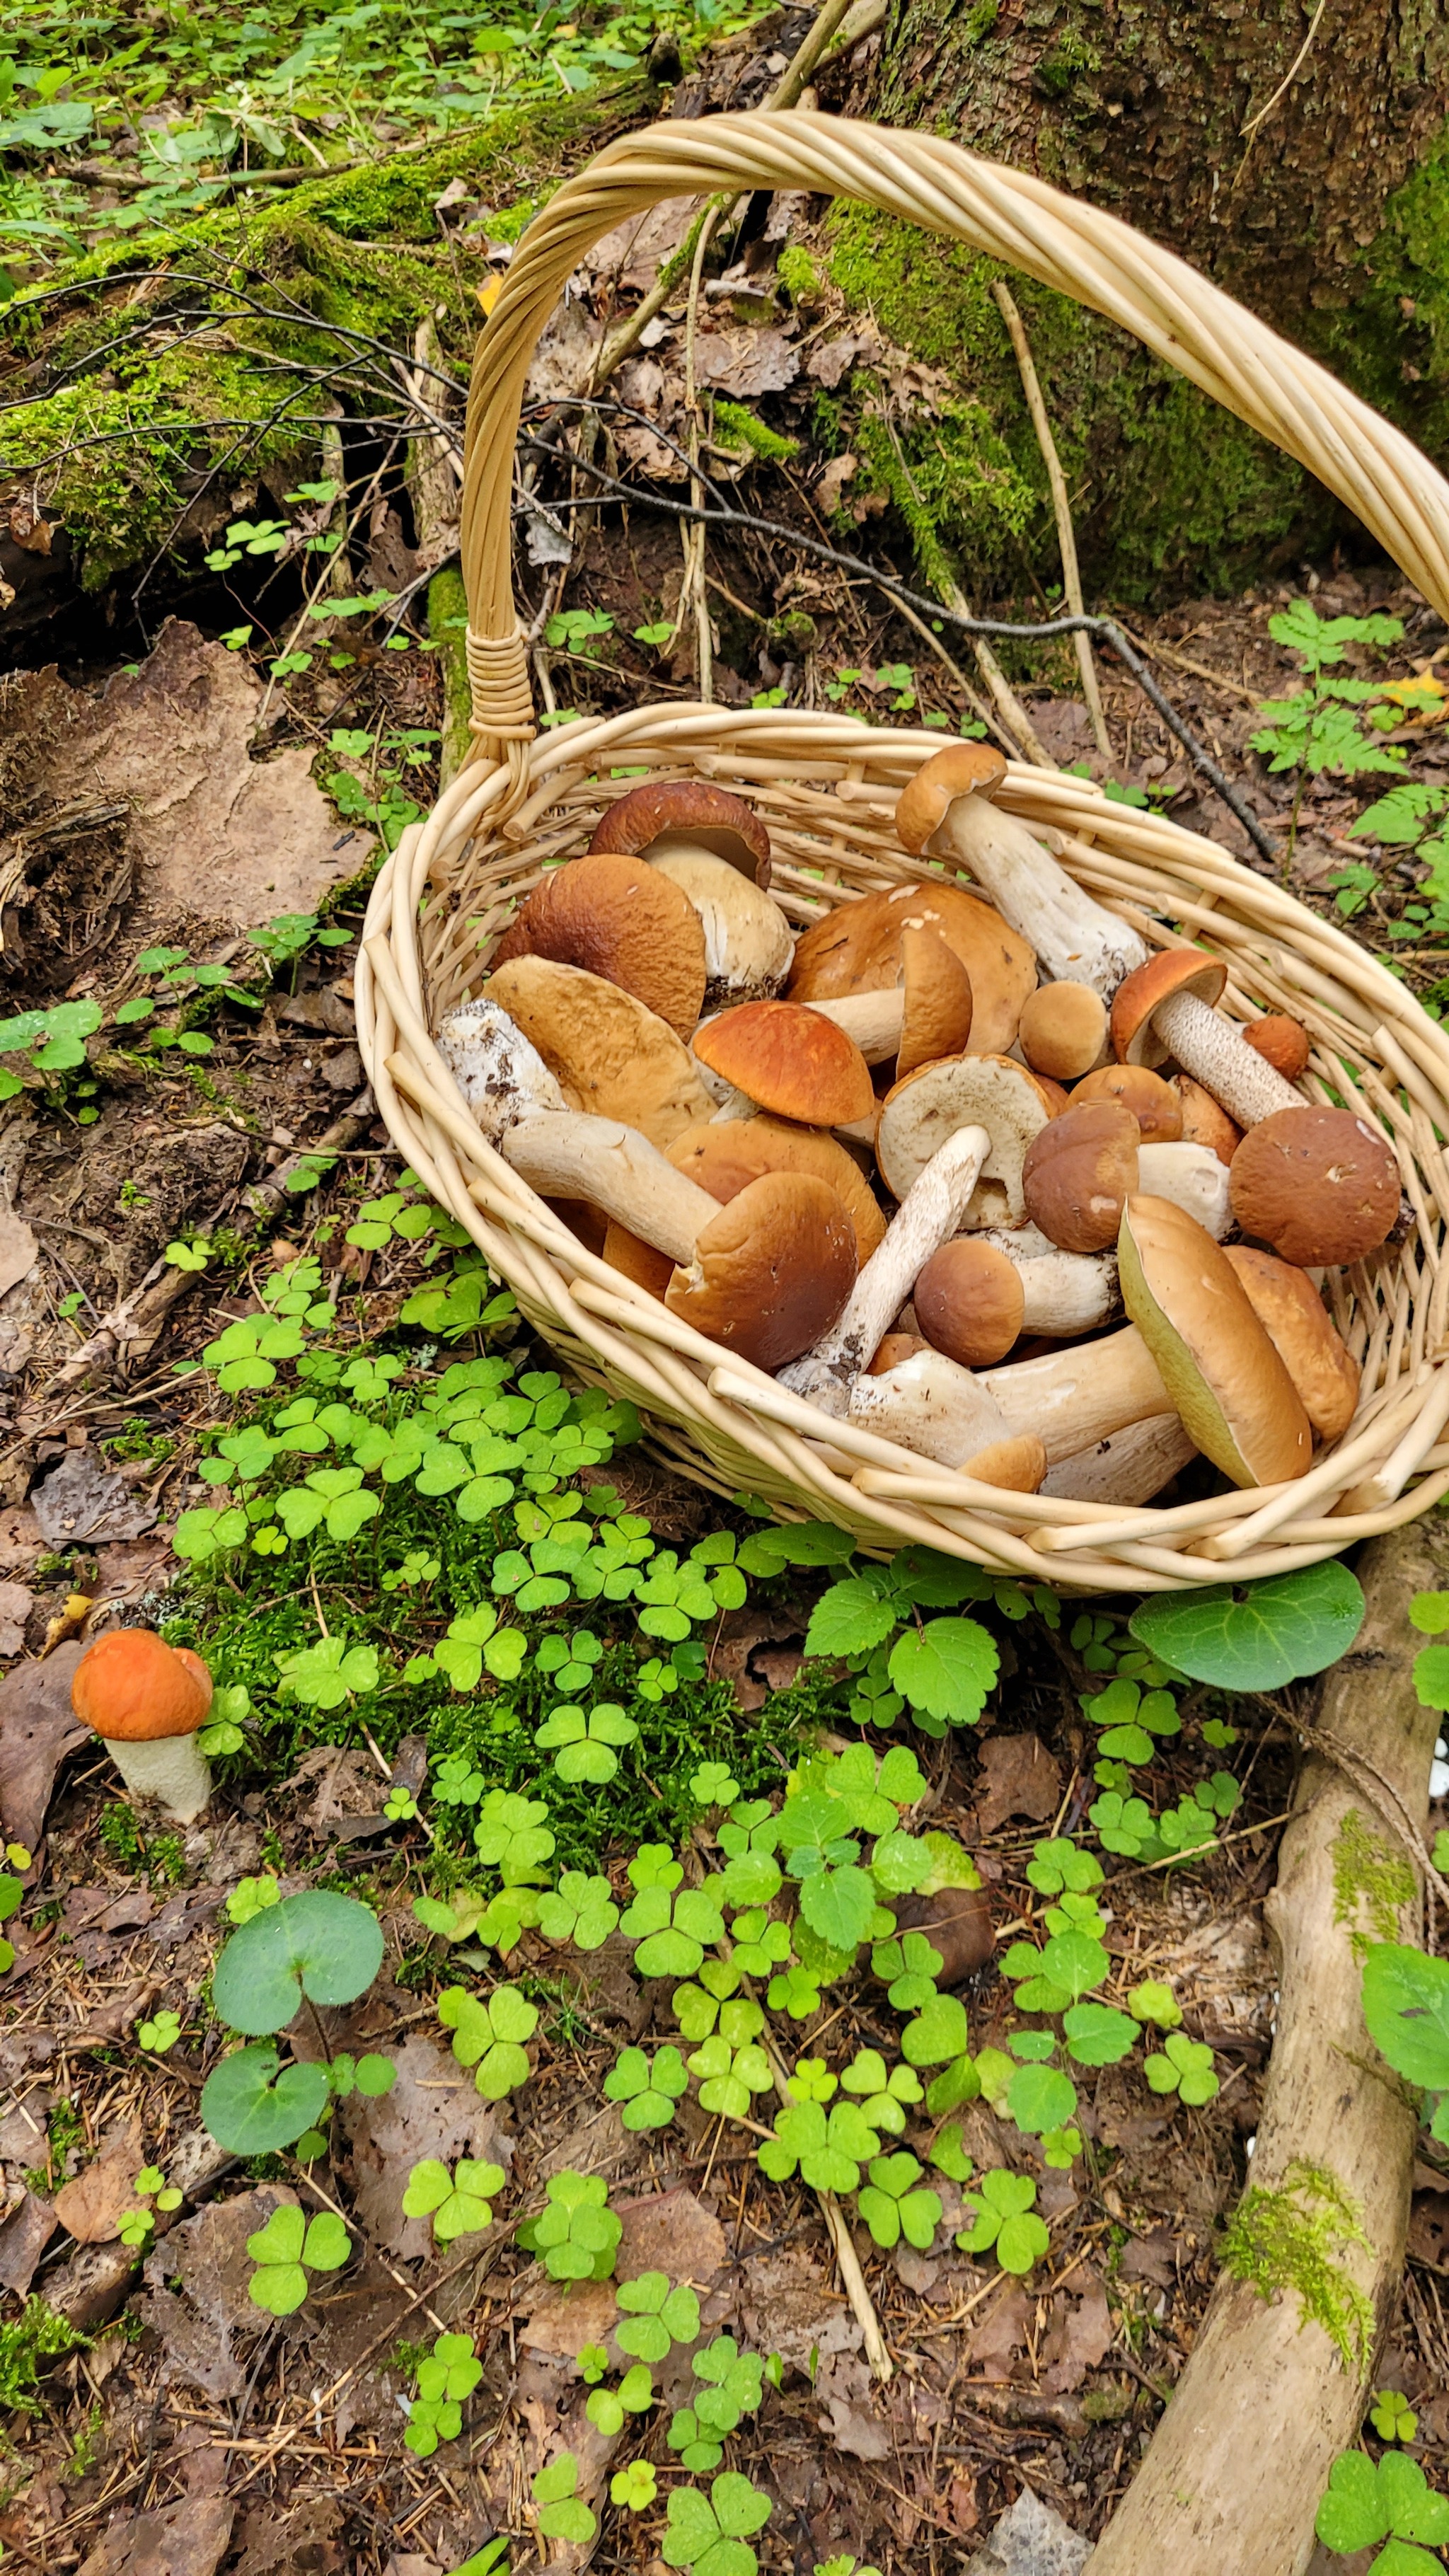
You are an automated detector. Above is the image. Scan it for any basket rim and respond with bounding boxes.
[357,706,1449,1592]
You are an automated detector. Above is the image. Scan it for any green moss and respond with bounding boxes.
[427,566,474,787]
[776,244,821,304]
[712,399,799,466]
[1219,2159,1375,2376]
[1332,1809,1416,1961]
[0,2299,87,2417]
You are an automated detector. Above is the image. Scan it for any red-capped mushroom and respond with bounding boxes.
[72,1629,214,1823]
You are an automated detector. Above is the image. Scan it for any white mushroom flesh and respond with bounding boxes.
[1135,1142,1234,1240]
[648,846,795,1001]
[1015,1249,1120,1336]
[805,989,906,1065]
[976,1324,1171,1462]
[848,1347,1015,1467]
[929,794,1148,995]
[1040,1412,1198,1504]
[440,997,566,1138]
[103,1730,213,1824]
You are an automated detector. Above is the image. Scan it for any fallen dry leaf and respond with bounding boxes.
[0,1504,42,1573]
[0,1580,32,1658]
[1041,2270,1112,2393]
[76,2497,233,2576]
[0,2190,58,2294]
[815,452,858,514]
[616,2185,725,2283]
[964,2484,1090,2576]
[0,1636,89,1850]
[32,1450,157,1547]
[54,2120,145,2244]
[229,2495,345,2576]
[345,2031,510,2260]
[93,1535,175,1600]
[0,1211,36,1303]
[816,2350,890,2459]
[974,1733,1061,1834]
[738,2246,862,2373]
[143,2185,295,2398]
[693,323,799,397]
[970,2282,1032,2369]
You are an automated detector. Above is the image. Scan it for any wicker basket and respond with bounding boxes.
[356,109,1449,1593]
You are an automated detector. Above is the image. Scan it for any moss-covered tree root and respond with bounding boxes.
[1085,1518,1445,2576]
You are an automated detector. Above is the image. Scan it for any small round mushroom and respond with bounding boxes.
[868,1330,930,1373]
[483,957,712,1148]
[1228,1104,1401,1266]
[914,1239,1024,1365]
[664,1170,858,1368]
[786,880,1036,1058]
[894,744,1147,993]
[1222,1245,1361,1443]
[72,1629,214,1824]
[1017,981,1109,1082]
[1117,1194,1312,1488]
[1109,950,1303,1128]
[1242,1014,1312,1082]
[876,1053,1056,1217]
[588,779,772,884]
[491,850,708,1039]
[1071,1062,1183,1143]
[1172,1074,1242,1167]
[693,999,875,1128]
[1023,1098,1138,1254]
[666,1116,888,1261]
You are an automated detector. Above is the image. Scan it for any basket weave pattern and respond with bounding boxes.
[357,112,1449,1591]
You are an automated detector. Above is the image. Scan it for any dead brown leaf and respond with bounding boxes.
[587,200,695,292]
[815,2350,890,2459]
[0,1505,41,1574]
[93,1534,176,1600]
[0,1581,32,1658]
[33,1450,157,1547]
[230,2496,345,2576]
[815,453,858,515]
[737,2246,862,2373]
[974,1733,1061,1833]
[0,1636,89,1850]
[0,2190,57,2294]
[54,2120,145,2243]
[142,2185,295,2398]
[76,2497,233,2576]
[970,2282,1032,2369]
[0,1213,35,1304]
[1041,2270,1112,2392]
[0,2089,52,2161]
[345,2031,511,2260]
[616,2185,725,2283]
[693,325,799,397]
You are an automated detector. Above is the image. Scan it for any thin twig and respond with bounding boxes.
[991,278,1111,762]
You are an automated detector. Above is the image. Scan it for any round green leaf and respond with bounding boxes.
[212,1890,384,2033]
[200,2047,330,2153]
[249,2260,308,2314]
[1006,2062,1078,2136]
[1128,1564,1364,1691]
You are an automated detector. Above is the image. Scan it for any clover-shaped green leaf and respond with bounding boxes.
[726,1907,790,1973]
[692,1762,739,1807]
[604,2045,689,2130]
[616,2271,701,2362]
[1081,1676,1180,1763]
[537,1870,620,1951]
[1006,2062,1078,2137]
[1025,1839,1104,1897]
[612,2460,658,2510]
[403,2156,506,2241]
[473,1791,555,1882]
[901,1991,969,2068]
[871,1929,943,2011]
[585,2362,654,2433]
[669,2408,724,2472]
[531,2450,596,2545]
[246,2204,350,2313]
[663,2469,772,2576]
[536,1700,640,1784]
[524,2168,622,2282]
[212,1890,383,2035]
[437,1984,538,2098]
[856,2152,942,2250]
[757,2101,880,2194]
[620,1878,724,1978]
[787,2057,837,2105]
[1370,2389,1420,2445]
[1144,2033,1218,2103]
[957,2169,1049,2275]
[692,2335,764,2433]
[1315,2447,1449,2561]
[839,2050,923,2137]
[689,2035,775,2119]
[200,2045,330,2154]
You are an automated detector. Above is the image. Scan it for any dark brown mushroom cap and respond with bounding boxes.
[1222,1244,1361,1443]
[1242,1014,1311,1082]
[1071,1061,1183,1145]
[1110,950,1229,1070]
[663,1170,857,1368]
[913,1238,1025,1368]
[1022,1097,1139,1254]
[693,999,875,1126]
[1228,1104,1401,1266]
[72,1629,212,1743]
[491,850,708,1039]
[896,925,974,1079]
[588,780,771,885]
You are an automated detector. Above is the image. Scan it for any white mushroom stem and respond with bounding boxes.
[978,1324,1171,1462]
[102,1731,212,1824]
[1136,1141,1234,1240]
[974,1230,1120,1331]
[807,989,906,1065]
[776,1125,991,1417]
[927,794,1148,995]
[849,1348,1015,1466]
[1040,1413,1198,1505]
[1150,988,1301,1127]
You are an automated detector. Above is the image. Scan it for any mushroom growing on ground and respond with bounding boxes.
[894,744,1148,994]
[1109,950,1304,1131]
[1117,1194,1312,1487]
[786,879,1035,1058]
[874,1054,1056,1222]
[912,1234,1118,1365]
[586,782,792,1006]
[490,849,708,1039]
[483,957,712,1148]
[1222,1244,1361,1443]
[692,999,875,1128]
[73,1629,214,1824]
[436,998,856,1367]
[1017,981,1109,1082]
[1227,1104,1402,1268]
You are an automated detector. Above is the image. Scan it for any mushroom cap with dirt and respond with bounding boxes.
[602,1112,887,1295]
[786,879,1036,1058]
[875,1053,1056,1220]
[1227,1104,1402,1267]
[1117,1194,1312,1488]
[589,778,772,884]
[693,998,875,1128]
[1017,980,1109,1082]
[491,848,708,1039]
[1222,1244,1361,1443]
[72,1629,214,1825]
[1071,1061,1183,1143]
[483,956,712,1150]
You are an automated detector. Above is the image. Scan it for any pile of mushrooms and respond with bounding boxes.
[434,755,1402,1511]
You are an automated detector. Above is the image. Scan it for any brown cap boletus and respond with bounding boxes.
[1111,949,1228,1070]
[484,957,712,1149]
[589,778,771,884]
[1108,947,1303,1128]
[896,925,974,1077]
[1023,1097,1139,1254]
[1228,1104,1401,1266]
[1018,981,1108,1083]
[1118,1194,1312,1488]
[1073,1061,1183,1144]
[913,1237,1025,1367]
[1243,1014,1312,1082]
[603,1112,887,1294]
[1172,1074,1242,1168]
[490,850,707,1040]
[693,999,874,1128]
[786,881,1035,1058]
[664,1169,857,1368]
[1222,1245,1361,1443]
[73,1629,214,1823]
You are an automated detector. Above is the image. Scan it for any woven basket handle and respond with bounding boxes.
[461,108,1449,755]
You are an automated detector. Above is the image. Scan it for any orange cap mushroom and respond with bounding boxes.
[72,1629,214,1823]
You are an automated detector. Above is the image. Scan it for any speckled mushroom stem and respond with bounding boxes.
[776,1124,991,1416]
[1041,1412,1197,1505]
[1149,989,1302,1127]
[932,794,1149,995]
[101,1730,212,1824]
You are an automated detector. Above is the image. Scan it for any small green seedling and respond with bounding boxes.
[757,2100,882,2194]
[611,2461,658,2510]
[1143,2033,1219,2105]
[615,2272,701,2362]
[584,2361,654,2434]
[536,1699,639,1784]
[957,2171,1049,2275]
[662,2471,773,2576]
[1128,1980,1182,2031]
[405,2332,483,2456]
[1315,2447,1449,2572]
[1371,2389,1420,2445]
[200,1892,387,2154]
[688,2035,774,2119]
[520,2170,621,2282]
[137,2011,182,2054]
[246,2204,350,2314]
[437,1984,539,2099]
[603,2045,689,2130]
[538,1871,620,1951]
[117,2159,182,2250]
[226,1872,281,1925]
[691,1762,739,1806]
[839,2050,923,2136]
[403,2157,506,2242]
[856,2153,942,2251]
[531,2451,596,2546]
[691,2336,764,2438]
